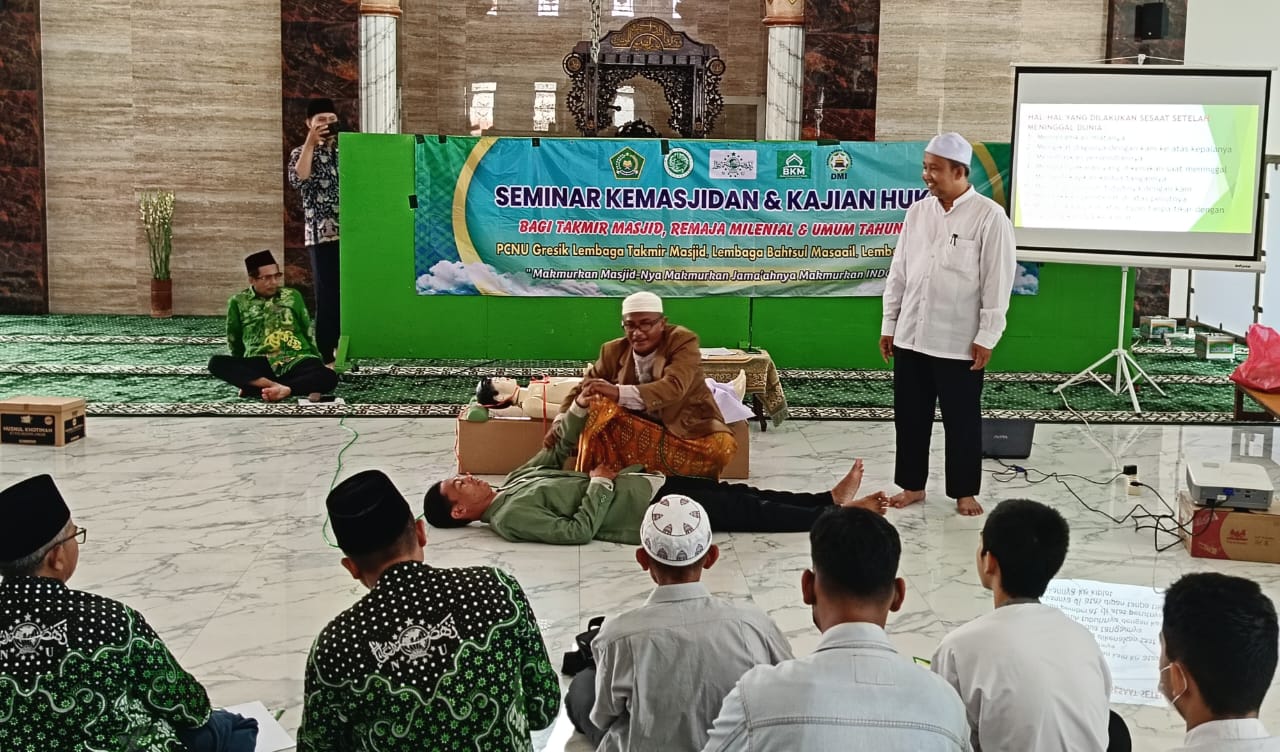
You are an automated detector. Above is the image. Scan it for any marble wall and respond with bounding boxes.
[39,0,283,316]
[876,0,1107,142]
[801,0,879,140]
[281,0,360,305]
[0,0,47,313]
[399,0,767,139]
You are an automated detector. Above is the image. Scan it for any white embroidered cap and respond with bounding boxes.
[641,494,712,567]
[925,132,973,167]
[621,291,664,316]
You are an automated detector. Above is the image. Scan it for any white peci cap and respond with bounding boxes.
[621,291,664,316]
[925,132,973,167]
[641,494,712,567]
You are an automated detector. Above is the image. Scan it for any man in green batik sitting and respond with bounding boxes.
[208,250,339,402]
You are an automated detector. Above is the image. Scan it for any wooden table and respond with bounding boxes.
[700,348,788,430]
[1235,385,1280,421]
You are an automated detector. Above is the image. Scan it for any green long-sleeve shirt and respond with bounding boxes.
[0,576,212,751]
[225,286,320,374]
[481,405,661,545]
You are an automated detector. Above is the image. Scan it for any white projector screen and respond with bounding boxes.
[1010,65,1270,270]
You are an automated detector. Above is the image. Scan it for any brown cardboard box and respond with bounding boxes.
[457,415,751,478]
[0,396,87,447]
[1179,491,1280,564]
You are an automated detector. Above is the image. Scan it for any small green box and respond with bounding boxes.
[1195,333,1236,360]
[1140,316,1177,340]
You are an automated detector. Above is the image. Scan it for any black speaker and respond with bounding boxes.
[1135,1,1168,41]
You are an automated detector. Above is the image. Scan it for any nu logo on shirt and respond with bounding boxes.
[370,614,460,668]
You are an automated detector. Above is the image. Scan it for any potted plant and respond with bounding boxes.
[140,190,175,317]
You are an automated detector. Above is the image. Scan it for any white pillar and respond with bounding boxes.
[360,1,401,134]
[763,0,805,140]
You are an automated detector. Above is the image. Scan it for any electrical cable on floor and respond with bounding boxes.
[985,460,1214,553]
[321,415,361,548]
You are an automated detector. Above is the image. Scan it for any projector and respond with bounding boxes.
[1185,460,1274,510]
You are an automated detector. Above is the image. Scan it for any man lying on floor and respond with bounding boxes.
[207,250,339,403]
[423,391,887,544]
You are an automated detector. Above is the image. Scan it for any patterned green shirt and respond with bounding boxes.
[226,286,320,374]
[298,562,560,752]
[0,576,212,751]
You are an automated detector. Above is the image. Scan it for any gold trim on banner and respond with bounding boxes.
[971,142,1006,209]
[451,137,507,295]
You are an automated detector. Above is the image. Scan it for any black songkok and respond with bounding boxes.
[326,470,414,556]
[0,475,72,561]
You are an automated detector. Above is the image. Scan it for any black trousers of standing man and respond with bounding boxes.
[893,346,984,499]
[309,240,340,364]
[208,355,338,398]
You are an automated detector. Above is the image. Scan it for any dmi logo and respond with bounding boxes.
[827,149,851,180]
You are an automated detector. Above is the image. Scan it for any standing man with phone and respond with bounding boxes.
[879,133,1017,517]
[288,98,342,366]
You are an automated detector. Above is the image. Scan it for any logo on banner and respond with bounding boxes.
[664,147,694,179]
[827,149,851,180]
[610,147,645,180]
[777,151,812,179]
[709,149,757,180]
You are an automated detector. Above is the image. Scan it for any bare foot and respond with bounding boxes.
[831,459,864,506]
[956,496,984,516]
[889,489,926,508]
[261,384,292,402]
[846,491,889,515]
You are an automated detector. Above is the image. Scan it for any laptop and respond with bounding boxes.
[981,418,1035,460]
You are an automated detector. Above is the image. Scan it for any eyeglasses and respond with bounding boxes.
[255,273,285,282]
[621,317,663,332]
[54,526,87,547]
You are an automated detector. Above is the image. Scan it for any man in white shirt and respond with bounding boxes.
[565,495,792,751]
[701,507,970,752]
[1160,572,1280,751]
[932,498,1112,751]
[880,133,1017,516]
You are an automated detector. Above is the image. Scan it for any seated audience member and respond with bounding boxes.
[424,392,887,544]
[700,507,969,751]
[565,495,792,750]
[1160,572,1280,751]
[931,499,1112,751]
[298,470,559,751]
[554,291,736,478]
[207,250,338,402]
[0,475,258,752]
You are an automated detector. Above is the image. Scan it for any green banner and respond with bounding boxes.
[413,138,1037,297]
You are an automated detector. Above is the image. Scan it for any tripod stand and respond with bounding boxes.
[1054,266,1166,414]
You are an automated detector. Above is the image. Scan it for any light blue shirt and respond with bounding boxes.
[591,582,792,752]
[701,621,971,752]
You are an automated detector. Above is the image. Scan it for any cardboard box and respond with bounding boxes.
[0,396,86,447]
[1139,316,1176,340]
[457,414,751,479]
[1179,491,1280,564]
[1195,332,1236,360]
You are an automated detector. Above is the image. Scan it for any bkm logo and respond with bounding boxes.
[776,151,811,179]
[610,147,645,180]
[1227,528,1249,543]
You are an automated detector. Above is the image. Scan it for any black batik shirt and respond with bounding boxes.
[287,143,340,246]
[298,562,560,752]
[0,576,212,751]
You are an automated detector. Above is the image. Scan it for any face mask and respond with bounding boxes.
[1161,663,1188,708]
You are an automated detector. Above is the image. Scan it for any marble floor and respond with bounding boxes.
[4,416,1280,751]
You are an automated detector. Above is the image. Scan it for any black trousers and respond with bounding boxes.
[893,346,984,499]
[309,240,340,363]
[207,355,338,397]
[654,475,834,532]
[565,668,606,747]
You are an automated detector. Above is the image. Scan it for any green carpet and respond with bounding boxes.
[0,314,1252,422]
